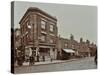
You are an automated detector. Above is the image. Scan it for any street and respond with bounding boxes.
[15,57,97,74]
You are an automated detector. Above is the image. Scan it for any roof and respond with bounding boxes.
[19,7,57,24]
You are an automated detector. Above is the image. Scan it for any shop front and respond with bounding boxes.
[36,46,57,62]
[24,45,57,63]
[61,49,75,60]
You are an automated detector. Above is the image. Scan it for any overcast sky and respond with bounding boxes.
[14,1,97,44]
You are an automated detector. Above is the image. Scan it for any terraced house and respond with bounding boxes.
[57,34,97,60]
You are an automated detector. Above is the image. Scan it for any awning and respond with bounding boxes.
[63,49,75,53]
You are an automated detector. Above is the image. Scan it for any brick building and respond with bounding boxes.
[14,28,21,50]
[89,42,97,56]
[16,7,97,63]
[14,28,24,66]
[57,35,78,59]
[14,28,22,59]
[57,34,97,59]
[76,38,91,57]
[19,7,58,61]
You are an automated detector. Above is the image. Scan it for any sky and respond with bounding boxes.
[14,1,97,44]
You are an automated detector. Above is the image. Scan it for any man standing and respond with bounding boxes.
[94,49,97,65]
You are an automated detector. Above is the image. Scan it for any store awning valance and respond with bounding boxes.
[63,49,75,53]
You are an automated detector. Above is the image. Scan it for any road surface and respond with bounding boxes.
[15,57,97,74]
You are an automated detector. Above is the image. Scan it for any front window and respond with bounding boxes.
[41,20,46,29]
[72,45,74,49]
[27,22,32,29]
[65,43,68,47]
[40,34,46,42]
[16,31,20,36]
[50,39,53,43]
[50,25,53,32]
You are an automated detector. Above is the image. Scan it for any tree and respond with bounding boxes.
[80,37,83,43]
[70,34,74,40]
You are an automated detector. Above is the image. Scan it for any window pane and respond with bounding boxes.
[41,20,46,29]
[50,25,53,32]
[50,39,53,43]
[65,43,67,47]
[40,35,46,41]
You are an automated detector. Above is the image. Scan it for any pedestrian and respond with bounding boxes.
[42,55,45,62]
[50,55,53,62]
[50,57,53,62]
[29,56,32,65]
[94,50,97,65]
[17,57,23,66]
[29,56,34,65]
[37,55,39,62]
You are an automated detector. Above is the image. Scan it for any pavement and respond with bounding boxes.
[35,59,77,65]
[15,58,79,67]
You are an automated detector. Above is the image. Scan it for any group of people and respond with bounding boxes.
[29,55,53,65]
